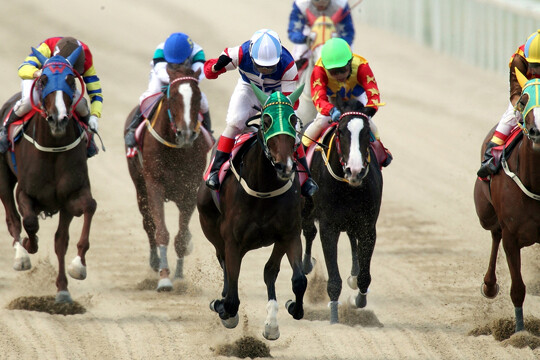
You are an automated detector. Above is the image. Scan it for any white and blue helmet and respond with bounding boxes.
[249,29,282,67]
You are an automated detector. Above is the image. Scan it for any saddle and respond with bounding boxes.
[480,125,523,181]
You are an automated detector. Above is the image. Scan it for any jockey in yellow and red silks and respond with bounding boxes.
[0,36,103,155]
[477,29,540,177]
[302,38,392,166]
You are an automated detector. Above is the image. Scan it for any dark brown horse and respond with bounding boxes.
[125,65,211,291]
[197,84,306,340]
[302,97,383,323]
[474,74,540,333]
[0,47,96,303]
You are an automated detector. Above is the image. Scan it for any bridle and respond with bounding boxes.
[166,76,200,135]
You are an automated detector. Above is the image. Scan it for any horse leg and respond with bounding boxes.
[1,179,28,271]
[320,224,341,323]
[481,229,501,299]
[135,182,159,271]
[283,236,308,323]
[210,242,241,329]
[16,190,39,255]
[146,187,172,291]
[263,244,287,340]
[54,209,74,303]
[173,201,195,279]
[302,218,317,274]
[346,230,359,290]
[502,236,526,332]
[66,191,96,280]
[354,226,376,309]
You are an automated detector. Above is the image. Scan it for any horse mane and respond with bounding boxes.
[167,63,198,79]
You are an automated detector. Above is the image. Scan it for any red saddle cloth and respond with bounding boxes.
[203,132,257,184]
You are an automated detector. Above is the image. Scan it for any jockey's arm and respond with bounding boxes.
[311,65,333,115]
[509,53,529,107]
[203,46,239,80]
[288,2,307,44]
[356,62,380,114]
[18,42,52,79]
[82,64,103,118]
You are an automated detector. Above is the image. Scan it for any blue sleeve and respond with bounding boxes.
[339,5,355,45]
[288,3,307,44]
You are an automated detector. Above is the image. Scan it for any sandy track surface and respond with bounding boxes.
[0,1,539,359]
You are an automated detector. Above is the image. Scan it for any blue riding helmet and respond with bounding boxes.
[164,33,193,64]
[249,29,282,67]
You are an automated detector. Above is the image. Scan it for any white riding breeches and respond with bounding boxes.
[222,79,263,139]
[494,101,518,136]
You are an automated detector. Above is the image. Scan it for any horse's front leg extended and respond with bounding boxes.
[16,190,39,254]
[283,236,307,323]
[482,229,501,299]
[502,235,526,332]
[320,224,341,323]
[173,201,195,279]
[302,218,317,274]
[211,243,241,329]
[346,230,360,290]
[263,244,288,340]
[66,190,96,281]
[355,227,376,309]
[54,209,74,303]
[146,185,172,292]
[135,179,158,271]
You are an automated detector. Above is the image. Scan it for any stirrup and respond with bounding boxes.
[125,129,137,147]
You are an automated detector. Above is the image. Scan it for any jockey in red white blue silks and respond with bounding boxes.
[203,28,318,197]
[125,32,212,151]
[0,36,103,156]
[288,0,355,64]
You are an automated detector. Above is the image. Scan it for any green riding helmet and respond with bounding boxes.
[321,38,353,69]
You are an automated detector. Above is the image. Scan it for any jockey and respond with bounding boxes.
[203,29,318,197]
[0,36,103,156]
[125,32,212,151]
[477,29,540,177]
[302,37,392,166]
[288,0,355,67]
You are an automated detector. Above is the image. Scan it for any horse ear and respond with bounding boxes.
[31,47,48,66]
[194,68,201,79]
[516,68,528,89]
[66,46,83,69]
[250,81,268,105]
[287,83,305,105]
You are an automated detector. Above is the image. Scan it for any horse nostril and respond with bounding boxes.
[345,168,352,177]
[530,127,539,137]
[274,163,285,172]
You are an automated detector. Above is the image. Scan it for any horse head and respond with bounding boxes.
[308,15,337,59]
[251,83,304,181]
[335,96,372,187]
[31,46,82,137]
[516,69,540,150]
[166,65,202,148]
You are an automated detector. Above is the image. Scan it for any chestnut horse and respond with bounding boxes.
[474,73,540,333]
[302,97,383,323]
[0,47,96,303]
[296,15,337,125]
[124,65,211,291]
[197,84,307,340]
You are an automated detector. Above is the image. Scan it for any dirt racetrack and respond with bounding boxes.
[1,1,540,359]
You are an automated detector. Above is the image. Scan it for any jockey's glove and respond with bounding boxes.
[329,107,341,123]
[88,115,99,132]
[213,55,232,72]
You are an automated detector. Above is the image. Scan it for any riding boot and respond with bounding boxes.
[125,107,143,147]
[201,111,213,133]
[477,141,500,178]
[0,111,21,153]
[206,150,231,190]
[297,155,319,197]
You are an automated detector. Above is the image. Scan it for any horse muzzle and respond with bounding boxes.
[47,115,69,137]
[344,165,368,187]
[274,160,295,181]
[175,129,199,148]
[528,127,540,150]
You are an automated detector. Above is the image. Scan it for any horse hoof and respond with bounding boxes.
[67,256,87,280]
[302,255,316,274]
[13,242,31,271]
[221,313,239,329]
[329,301,339,324]
[55,290,73,304]
[347,275,358,290]
[22,236,38,254]
[285,299,304,319]
[480,283,499,299]
[157,278,173,292]
[355,292,367,308]
[263,326,280,340]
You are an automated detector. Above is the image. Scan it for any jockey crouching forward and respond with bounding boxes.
[302,38,392,167]
[0,36,102,157]
[203,29,318,197]
[477,29,540,178]
[125,32,212,155]
[288,0,355,67]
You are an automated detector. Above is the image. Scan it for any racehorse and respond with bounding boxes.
[124,65,211,291]
[295,15,337,126]
[474,71,540,333]
[197,84,307,340]
[0,46,96,303]
[302,96,383,324]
